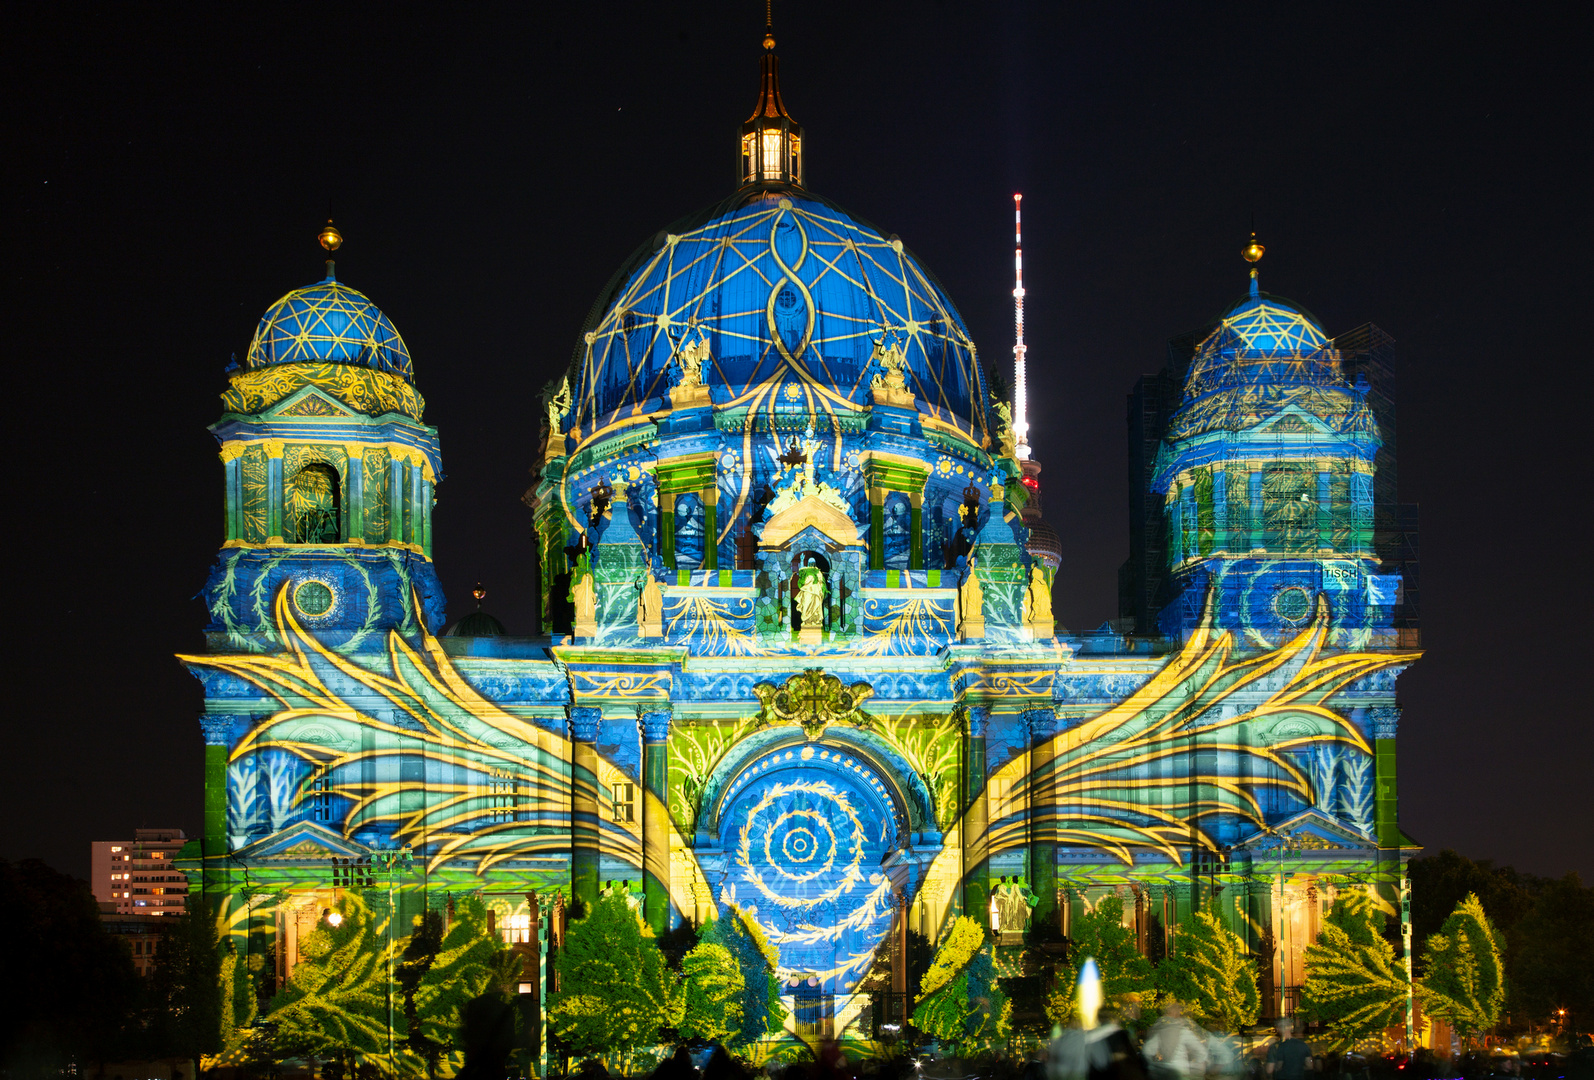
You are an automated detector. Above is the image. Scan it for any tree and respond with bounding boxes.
[701,905,786,1047]
[1046,896,1155,1025]
[1507,873,1594,1028]
[678,942,745,1044]
[266,891,394,1070]
[399,898,517,1075]
[1407,851,1536,976]
[0,859,140,1074]
[913,917,1010,1051]
[1416,893,1504,1044]
[548,894,680,1059]
[1301,892,1410,1048]
[1156,912,1260,1032]
[147,895,226,1068]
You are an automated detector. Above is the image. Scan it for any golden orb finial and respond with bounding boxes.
[1242,231,1265,264]
[473,583,487,607]
[319,219,343,252]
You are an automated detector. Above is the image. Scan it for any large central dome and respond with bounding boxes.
[567,190,986,440]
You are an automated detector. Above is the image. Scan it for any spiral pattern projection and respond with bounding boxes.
[724,744,900,994]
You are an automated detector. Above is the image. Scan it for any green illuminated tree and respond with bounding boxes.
[913,917,1010,1052]
[701,906,785,1046]
[147,895,225,1069]
[1046,896,1155,1025]
[548,894,680,1060]
[265,892,393,1071]
[1156,911,1260,1032]
[678,941,745,1044]
[401,898,517,1075]
[1301,892,1409,1048]
[1416,893,1504,1044]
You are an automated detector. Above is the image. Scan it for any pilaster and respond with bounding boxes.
[568,706,603,910]
[639,707,672,934]
[264,440,285,543]
[220,444,245,544]
[962,705,990,918]
[343,443,365,544]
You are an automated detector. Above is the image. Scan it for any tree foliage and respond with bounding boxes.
[1506,873,1594,1025]
[400,898,517,1074]
[701,906,785,1046]
[548,894,680,1058]
[1301,891,1410,1048]
[678,942,745,1044]
[147,895,226,1066]
[1156,911,1260,1032]
[1046,896,1155,1025]
[1417,893,1504,1042]
[1407,851,1536,977]
[267,891,395,1066]
[913,917,1010,1051]
[0,859,140,1074]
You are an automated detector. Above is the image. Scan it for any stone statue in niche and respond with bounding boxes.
[795,564,826,640]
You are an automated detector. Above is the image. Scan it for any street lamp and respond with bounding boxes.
[370,847,414,1074]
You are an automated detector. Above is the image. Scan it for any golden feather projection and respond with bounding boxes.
[186,588,1407,943]
[916,593,1411,935]
[180,588,672,882]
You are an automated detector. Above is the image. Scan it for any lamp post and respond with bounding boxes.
[1274,832,1302,1019]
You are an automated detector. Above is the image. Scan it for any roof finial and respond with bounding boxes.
[763,0,775,49]
[319,219,342,281]
[1242,229,1264,299]
[1012,194,1030,461]
[473,583,486,609]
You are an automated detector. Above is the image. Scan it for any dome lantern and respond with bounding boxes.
[739,12,804,188]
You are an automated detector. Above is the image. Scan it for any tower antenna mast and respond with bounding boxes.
[1013,194,1030,460]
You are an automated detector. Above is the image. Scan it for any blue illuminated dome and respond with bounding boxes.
[245,266,413,382]
[567,190,986,438]
[1171,274,1373,439]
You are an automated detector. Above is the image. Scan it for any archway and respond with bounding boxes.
[716,741,900,1007]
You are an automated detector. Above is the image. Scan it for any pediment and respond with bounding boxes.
[1238,403,1335,439]
[760,495,865,549]
[264,386,354,419]
[231,820,373,862]
[1234,808,1377,852]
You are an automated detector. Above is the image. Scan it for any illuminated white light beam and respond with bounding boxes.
[1013,193,1031,460]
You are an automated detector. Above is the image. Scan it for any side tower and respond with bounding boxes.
[193,226,444,874]
[1138,244,1405,650]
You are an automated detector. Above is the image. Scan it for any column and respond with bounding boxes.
[1025,707,1061,933]
[1370,706,1401,847]
[869,487,886,571]
[408,454,425,550]
[639,707,672,935]
[419,458,435,558]
[908,490,924,571]
[199,715,232,896]
[343,444,365,545]
[387,446,408,546]
[702,488,718,572]
[660,497,676,570]
[264,440,285,543]
[220,444,245,544]
[962,706,990,918]
[1249,468,1265,550]
[1212,468,1229,553]
[1352,465,1374,555]
[569,706,603,911]
[1316,462,1333,551]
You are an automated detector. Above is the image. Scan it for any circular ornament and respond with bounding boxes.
[1272,585,1313,624]
[293,579,336,618]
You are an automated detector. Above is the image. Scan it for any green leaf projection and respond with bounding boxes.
[1302,891,1410,1048]
[1416,893,1505,1041]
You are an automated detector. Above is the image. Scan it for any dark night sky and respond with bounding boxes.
[4,2,1589,882]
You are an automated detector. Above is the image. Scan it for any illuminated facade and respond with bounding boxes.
[184,30,1419,1043]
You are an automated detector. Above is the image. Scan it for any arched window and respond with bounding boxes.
[674,493,705,570]
[883,493,912,570]
[287,462,341,544]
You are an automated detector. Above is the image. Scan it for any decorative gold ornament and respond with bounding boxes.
[752,668,874,739]
[1243,232,1265,263]
[319,220,343,252]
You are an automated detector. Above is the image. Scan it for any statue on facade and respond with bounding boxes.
[994,878,1030,939]
[570,553,596,636]
[993,400,1018,459]
[670,334,712,406]
[959,556,984,639]
[1024,564,1054,635]
[545,374,571,432]
[637,565,663,638]
[869,333,913,406]
[795,564,826,634]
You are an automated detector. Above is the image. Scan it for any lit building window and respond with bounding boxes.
[611,782,636,823]
[501,912,531,945]
[489,770,520,823]
[310,768,333,822]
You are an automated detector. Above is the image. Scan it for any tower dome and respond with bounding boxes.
[564,191,986,440]
[244,265,413,383]
[1169,273,1374,441]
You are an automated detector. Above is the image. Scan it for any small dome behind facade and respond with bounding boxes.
[245,269,413,382]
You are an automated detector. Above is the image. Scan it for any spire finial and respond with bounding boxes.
[473,583,486,609]
[319,219,342,281]
[763,0,775,49]
[740,3,803,187]
[1242,230,1264,299]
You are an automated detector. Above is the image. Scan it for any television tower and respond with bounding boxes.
[1011,193,1060,574]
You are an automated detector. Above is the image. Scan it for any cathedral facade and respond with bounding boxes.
[183,33,1419,1042]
